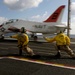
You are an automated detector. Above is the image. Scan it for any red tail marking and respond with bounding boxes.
[44,5,65,22]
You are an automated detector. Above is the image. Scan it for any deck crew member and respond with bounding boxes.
[43,31,75,58]
[10,27,35,56]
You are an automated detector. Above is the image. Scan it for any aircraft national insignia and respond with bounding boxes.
[0,27,5,32]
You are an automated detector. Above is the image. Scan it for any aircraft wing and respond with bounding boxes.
[54,25,68,32]
[55,25,68,29]
[8,26,30,33]
[55,25,67,28]
[8,26,20,32]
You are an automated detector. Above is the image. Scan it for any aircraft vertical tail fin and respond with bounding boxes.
[44,5,65,22]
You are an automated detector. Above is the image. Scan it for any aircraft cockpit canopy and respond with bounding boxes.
[2,19,19,25]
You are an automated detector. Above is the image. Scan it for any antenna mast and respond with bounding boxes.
[67,0,71,37]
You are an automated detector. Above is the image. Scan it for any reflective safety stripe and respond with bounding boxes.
[17,34,26,45]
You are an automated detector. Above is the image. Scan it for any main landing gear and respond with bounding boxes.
[31,34,38,41]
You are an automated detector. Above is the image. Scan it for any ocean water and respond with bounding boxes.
[70,34,75,38]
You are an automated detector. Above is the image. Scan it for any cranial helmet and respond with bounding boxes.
[57,30,63,35]
[20,27,26,33]
[59,31,63,33]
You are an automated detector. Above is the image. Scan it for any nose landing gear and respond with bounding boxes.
[0,34,4,40]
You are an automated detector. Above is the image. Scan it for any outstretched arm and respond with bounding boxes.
[10,34,17,39]
[43,36,55,43]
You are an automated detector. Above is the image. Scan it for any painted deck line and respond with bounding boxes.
[0,57,6,59]
[7,56,75,70]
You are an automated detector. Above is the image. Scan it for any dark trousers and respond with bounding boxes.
[56,45,75,57]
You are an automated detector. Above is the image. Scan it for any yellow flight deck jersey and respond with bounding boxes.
[11,33,29,46]
[45,33,70,46]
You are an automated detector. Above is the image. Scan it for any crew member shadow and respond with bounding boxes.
[0,53,41,59]
[0,53,74,60]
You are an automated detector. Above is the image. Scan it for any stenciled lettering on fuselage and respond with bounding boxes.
[33,25,46,29]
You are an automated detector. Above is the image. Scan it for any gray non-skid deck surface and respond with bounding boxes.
[0,40,75,75]
[0,58,75,75]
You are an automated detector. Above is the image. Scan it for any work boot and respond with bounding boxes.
[54,52,61,58]
[71,54,75,59]
[31,54,41,59]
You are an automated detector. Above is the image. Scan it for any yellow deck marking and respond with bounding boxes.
[0,56,75,70]
[5,56,75,70]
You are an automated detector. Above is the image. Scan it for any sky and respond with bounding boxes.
[0,0,75,34]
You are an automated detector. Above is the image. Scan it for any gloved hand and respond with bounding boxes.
[43,36,47,39]
[42,34,47,40]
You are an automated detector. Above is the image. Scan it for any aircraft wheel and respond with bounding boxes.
[0,35,4,40]
[34,36,38,41]
[31,34,34,38]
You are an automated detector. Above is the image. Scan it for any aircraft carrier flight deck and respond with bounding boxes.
[0,39,75,75]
